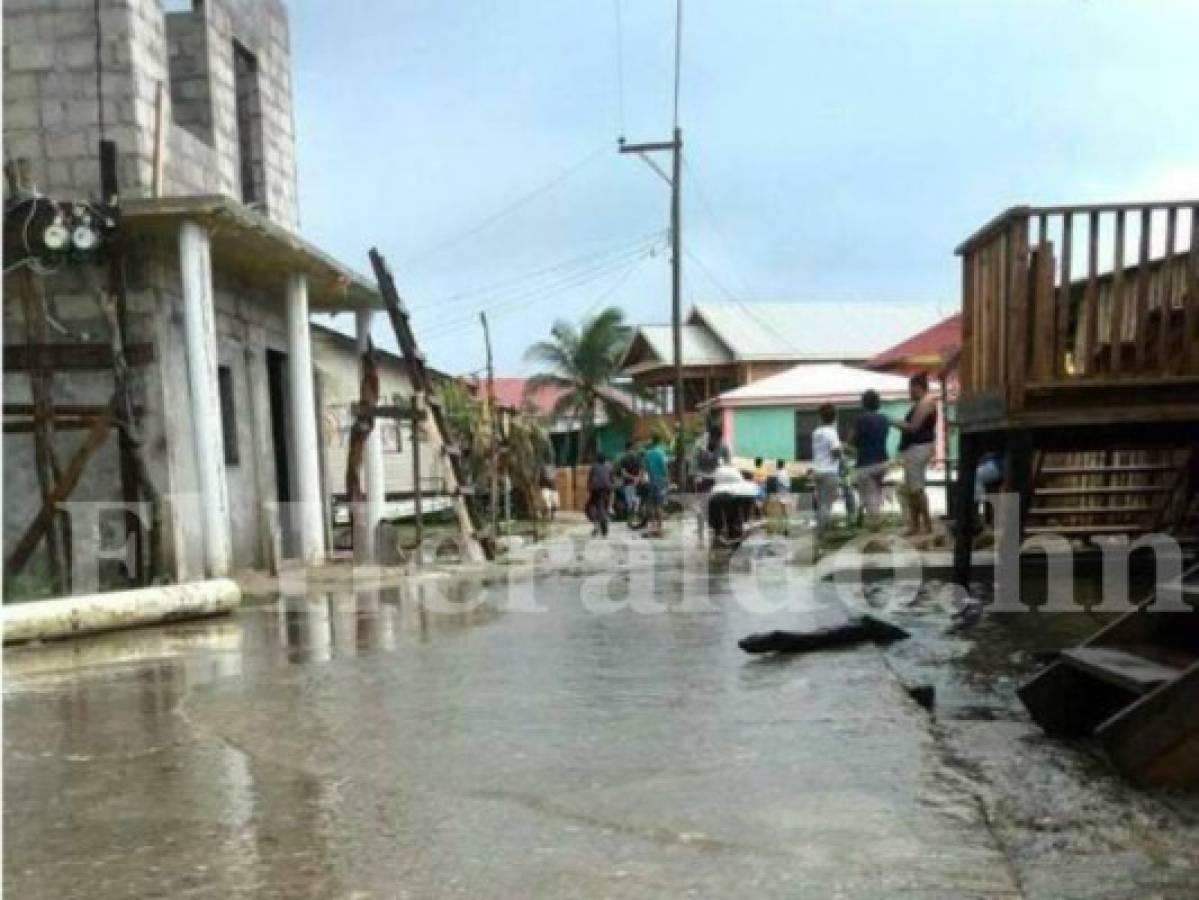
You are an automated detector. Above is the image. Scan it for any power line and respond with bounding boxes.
[672,0,682,130]
[410,229,664,313]
[614,0,625,137]
[420,240,664,341]
[682,156,756,298]
[578,246,656,320]
[683,246,737,302]
[421,238,662,330]
[402,143,608,271]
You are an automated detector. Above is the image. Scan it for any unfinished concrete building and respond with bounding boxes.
[2,0,397,590]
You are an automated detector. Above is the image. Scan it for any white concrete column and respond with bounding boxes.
[356,310,387,558]
[179,220,232,576]
[286,273,327,563]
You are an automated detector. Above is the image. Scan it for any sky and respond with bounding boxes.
[287,0,1199,375]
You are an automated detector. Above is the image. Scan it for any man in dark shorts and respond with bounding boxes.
[617,442,642,520]
[586,452,613,537]
[852,389,890,526]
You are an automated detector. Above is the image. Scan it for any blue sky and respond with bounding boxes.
[289,0,1199,375]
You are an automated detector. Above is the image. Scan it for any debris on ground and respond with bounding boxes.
[737,613,910,655]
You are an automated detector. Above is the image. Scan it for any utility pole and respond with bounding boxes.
[619,0,686,490]
[480,312,499,542]
[411,392,423,549]
[619,129,685,490]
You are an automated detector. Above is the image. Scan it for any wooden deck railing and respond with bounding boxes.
[956,201,1199,423]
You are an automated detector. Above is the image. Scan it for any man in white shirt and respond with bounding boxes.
[810,403,842,530]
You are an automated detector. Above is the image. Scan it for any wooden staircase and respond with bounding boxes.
[1024,448,1195,541]
[1018,562,1199,786]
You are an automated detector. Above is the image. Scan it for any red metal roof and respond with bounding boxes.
[464,377,564,416]
[865,312,961,374]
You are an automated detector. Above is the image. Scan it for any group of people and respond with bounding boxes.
[811,371,939,536]
[537,370,940,541]
[580,434,671,538]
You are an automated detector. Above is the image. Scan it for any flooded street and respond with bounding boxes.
[5,554,1198,898]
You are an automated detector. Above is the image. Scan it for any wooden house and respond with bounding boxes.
[952,200,1199,583]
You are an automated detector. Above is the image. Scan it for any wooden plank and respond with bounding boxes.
[1007,220,1029,411]
[1134,207,1153,370]
[1057,213,1073,376]
[1036,485,1172,496]
[1041,463,1176,475]
[2,342,154,372]
[1187,205,1199,373]
[1028,505,1155,516]
[1061,646,1180,694]
[1100,661,1199,787]
[959,253,974,395]
[1160,207,1177,373]
[1028,200,1199,216]
[1110,210,1127,375]
[16,270,66,591]
[1025,523,1149,535]
[4,407,113,576]
[1084,211,1100,375]
[1031,244,1057,378]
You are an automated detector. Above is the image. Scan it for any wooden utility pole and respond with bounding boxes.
[411,392,423,547]
[480,312,499,541]
[619,0,686,489]
[368,248,490,560]
[619,128,684,489]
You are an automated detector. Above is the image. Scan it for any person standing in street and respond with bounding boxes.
[586,452,613,537]
[617,441,642,521]
[851,389,891,527]
[891,372,938,536]
[811,403,843,530]
[538,461,560,522]
[643,434,669,537]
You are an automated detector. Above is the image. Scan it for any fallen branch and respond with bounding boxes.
[738,614,909,655]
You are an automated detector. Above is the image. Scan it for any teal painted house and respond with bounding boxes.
[709,363,950,470]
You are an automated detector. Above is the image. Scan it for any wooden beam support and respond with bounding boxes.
[5,407,113,577]
[2,342,154,373]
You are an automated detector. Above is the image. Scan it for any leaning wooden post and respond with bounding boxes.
[412,392,424,550]
[17,272,68,592]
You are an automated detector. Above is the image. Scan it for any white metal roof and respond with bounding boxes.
[689,301,945,361]
[622,323,733,374]
[711,363,915,408]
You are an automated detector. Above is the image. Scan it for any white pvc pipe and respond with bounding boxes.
[2,579,242,644]
[356,310,386,558]
[179,220,232,576]
[286,272,326,563]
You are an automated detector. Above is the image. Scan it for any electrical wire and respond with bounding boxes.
[410,229,665,313]
[421,235,664,323]
[683,247,737,302]
[420,246,660,339]
[420,240,664,341]
[402,144,609,272]
[614,0,625,137]
[682,157,756,298]
[578,243,655,321]
[672,0,682,130]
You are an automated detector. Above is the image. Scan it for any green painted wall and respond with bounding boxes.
[731,407,794,461]
[551,422,632,465]
[731,399,957,463]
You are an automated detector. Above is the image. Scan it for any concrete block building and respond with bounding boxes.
[2,0,401,588]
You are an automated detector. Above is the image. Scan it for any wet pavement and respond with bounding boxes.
[4,544,1199,898]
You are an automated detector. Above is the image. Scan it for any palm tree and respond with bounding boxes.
[523,306,632,464]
